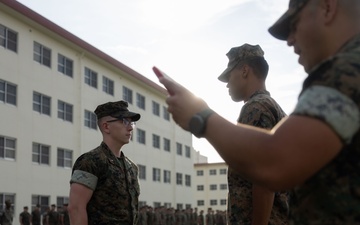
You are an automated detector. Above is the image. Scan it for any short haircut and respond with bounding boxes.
[236,57,269,80]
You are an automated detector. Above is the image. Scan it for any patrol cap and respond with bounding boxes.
[268,0,311,40]
[218,44,264,82]
[94,100,141,121]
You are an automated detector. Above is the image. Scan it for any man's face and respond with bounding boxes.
[286,0,328,72]
[226,64,247,102]
[105,117,134,145]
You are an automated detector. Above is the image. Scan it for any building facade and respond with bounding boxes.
[194,162,228,213]
[0,0,198,222]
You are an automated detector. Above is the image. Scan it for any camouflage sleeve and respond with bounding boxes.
[70,170,98,190]
[293,85,360,144]
[70,153,99,190]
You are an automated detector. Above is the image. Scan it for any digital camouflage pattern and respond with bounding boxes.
[70,142,140,225]
[290,34,360,224]
[218,44,264,82]
[228,90,290,225]
[94,100,141,121]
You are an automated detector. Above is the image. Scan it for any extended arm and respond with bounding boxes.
[160,77,342,191]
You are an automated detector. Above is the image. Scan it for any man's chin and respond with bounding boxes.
[231,96,242,102]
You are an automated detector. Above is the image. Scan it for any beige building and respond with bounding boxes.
[0,0,199,222]
[194,162,228,213]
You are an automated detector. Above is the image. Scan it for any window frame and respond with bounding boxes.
[57,148,73,168]
[58,100,73,122]
[102,76,114,96]
[32,142,50,165]
[84,110,97,130]
[0,79,17,106]
[33,92,51,116]
[136,93,145,110]
[57,53,73,77]
[0,24,18,52]
[33,41,51,67]
[0,135,16,160]
[84,67,98,88]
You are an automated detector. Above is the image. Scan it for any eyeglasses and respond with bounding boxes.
[106,118,136,127]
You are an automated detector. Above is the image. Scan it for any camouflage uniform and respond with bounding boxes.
[289,34,360,224]
[70,142,140,225]
[228,90,290,225]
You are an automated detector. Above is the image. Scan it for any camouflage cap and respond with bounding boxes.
[94,100,141,121]
[218,43,264,82]
[268,0,311,40]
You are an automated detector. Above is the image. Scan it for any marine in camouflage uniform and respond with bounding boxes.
[218,44,290,225]
[227,90,289,225]
[69,101,141,225]
[267,0,360,224]
[286,20,360,225]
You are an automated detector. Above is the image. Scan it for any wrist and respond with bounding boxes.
[188,108,215,138]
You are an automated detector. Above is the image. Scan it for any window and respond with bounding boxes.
[138,164,146,180]
[137,128,146,144]
[0,136,16,160]
[220,184,228,190]
[197,185,204,191]
[197,200,204,206]
[32,195,49,213]
[33,42,51,67]
[33,92,51,115]
[176,204,183,210]
[153,168,161,182]
[220,199,227,205]
[58,54,73,77]
[84,67,97,88]
[154,202,161,208]
[0,193,15,211]
[32,143,50,165]
[136,93,145,110]
[139,201,147,208]
[176,173,182,185]
[0,79,17,106]
[164,170,171,183]
[176,143,182,156]
[152,101,160,116]
[209,169,217,175]
[185,146,191,158]
[164,202,171,208]
[0,24,17,52]
[185,175,191,187]
[84,110,97,130]
[123,86,133,104]
[56,196,69,209]
[152,134,160,149]
[210,184,217,191]
[57,148,72,168]
[102,76,114,95]
[210,199,217,206]
[197,170,204,176]
[185,204,192,209]
[163,106,170,121]
[58,100,73,122]
[219,168,227,175]
[163,138,170,152]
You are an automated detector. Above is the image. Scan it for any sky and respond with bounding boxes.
[17,0,306,163]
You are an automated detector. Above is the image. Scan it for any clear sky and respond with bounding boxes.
[17,0,307,163]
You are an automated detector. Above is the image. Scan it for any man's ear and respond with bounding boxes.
[322,0,338,24]
[242,65,249,78]
[99,119,110,133]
